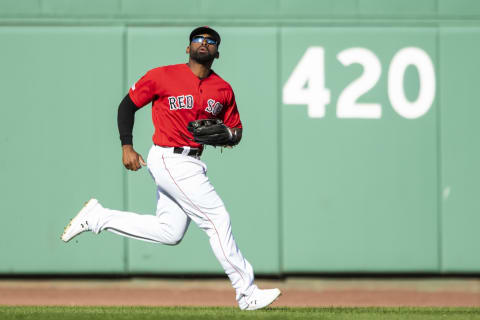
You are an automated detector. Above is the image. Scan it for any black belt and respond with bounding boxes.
[173,147,202,158]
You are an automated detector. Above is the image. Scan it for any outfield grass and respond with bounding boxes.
[1,306,480,320]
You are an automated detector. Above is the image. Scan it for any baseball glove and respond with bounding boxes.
[187,119,232,146]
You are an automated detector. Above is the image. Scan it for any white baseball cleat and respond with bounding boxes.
[61,198,100,242]
[238,287,281,311]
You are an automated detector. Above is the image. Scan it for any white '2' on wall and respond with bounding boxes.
[282,46,436,119]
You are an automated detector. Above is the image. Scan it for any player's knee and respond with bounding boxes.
[163,229,186,246]
[166,236,182,246]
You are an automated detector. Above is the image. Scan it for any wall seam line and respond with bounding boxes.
[276,25,284,276]
[122,24,130,275]
[435,26,443,273]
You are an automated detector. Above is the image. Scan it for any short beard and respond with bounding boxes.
[190,50,215,65]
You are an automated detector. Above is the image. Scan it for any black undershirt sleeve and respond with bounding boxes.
[117,94,139,145]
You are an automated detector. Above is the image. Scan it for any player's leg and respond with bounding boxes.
[61,180,190,245]
[148,147,256,301]
[97,188,190,245]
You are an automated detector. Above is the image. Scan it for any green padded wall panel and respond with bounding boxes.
[438,0,480,16]
[0,27,125,273]
[439,27,480,272]
[281,27,439,272]
[0,0,41,16]
[279,0,357,16]
[42,0,121,16]
[120,0,201,17]
[358,0,436,16]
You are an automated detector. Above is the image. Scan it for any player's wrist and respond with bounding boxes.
[227,127,233,141]
[120,134,133,146]
[227,127,241,146]
[122,144,134,151]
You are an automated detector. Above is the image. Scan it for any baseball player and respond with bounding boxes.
[61,26,281,310]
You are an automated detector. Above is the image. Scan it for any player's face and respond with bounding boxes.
[188,33,219,64]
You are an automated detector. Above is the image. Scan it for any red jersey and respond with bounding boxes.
[129,63,242,148]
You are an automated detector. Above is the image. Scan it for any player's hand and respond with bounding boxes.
[122,145,146,171]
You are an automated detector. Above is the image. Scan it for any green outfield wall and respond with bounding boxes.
[1,0,479,275]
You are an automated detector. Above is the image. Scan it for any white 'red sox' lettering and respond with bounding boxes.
[206,99,223,116]
[168,95,194,110]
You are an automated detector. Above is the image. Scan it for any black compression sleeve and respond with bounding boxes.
[117,94,139,145]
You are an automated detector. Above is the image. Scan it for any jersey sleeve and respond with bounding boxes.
[221,87,242,129]
[128,69,158,108]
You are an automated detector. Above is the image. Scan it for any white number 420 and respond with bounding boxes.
[282,47,436,119]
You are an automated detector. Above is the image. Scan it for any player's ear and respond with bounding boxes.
[215,51,219,59]
[186,46,190,54]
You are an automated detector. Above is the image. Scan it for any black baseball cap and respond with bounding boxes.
[189,26,221,47]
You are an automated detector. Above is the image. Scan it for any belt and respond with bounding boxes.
[173,147,202,158]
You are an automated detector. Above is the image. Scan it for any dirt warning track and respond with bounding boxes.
[1,278,480,307]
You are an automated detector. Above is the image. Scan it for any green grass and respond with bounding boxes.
[1,306,480,320]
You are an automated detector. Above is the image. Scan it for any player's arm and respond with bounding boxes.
[117,94,146,171]
[222,87,242,146]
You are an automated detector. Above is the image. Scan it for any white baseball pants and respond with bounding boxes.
[91,145,255,300]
